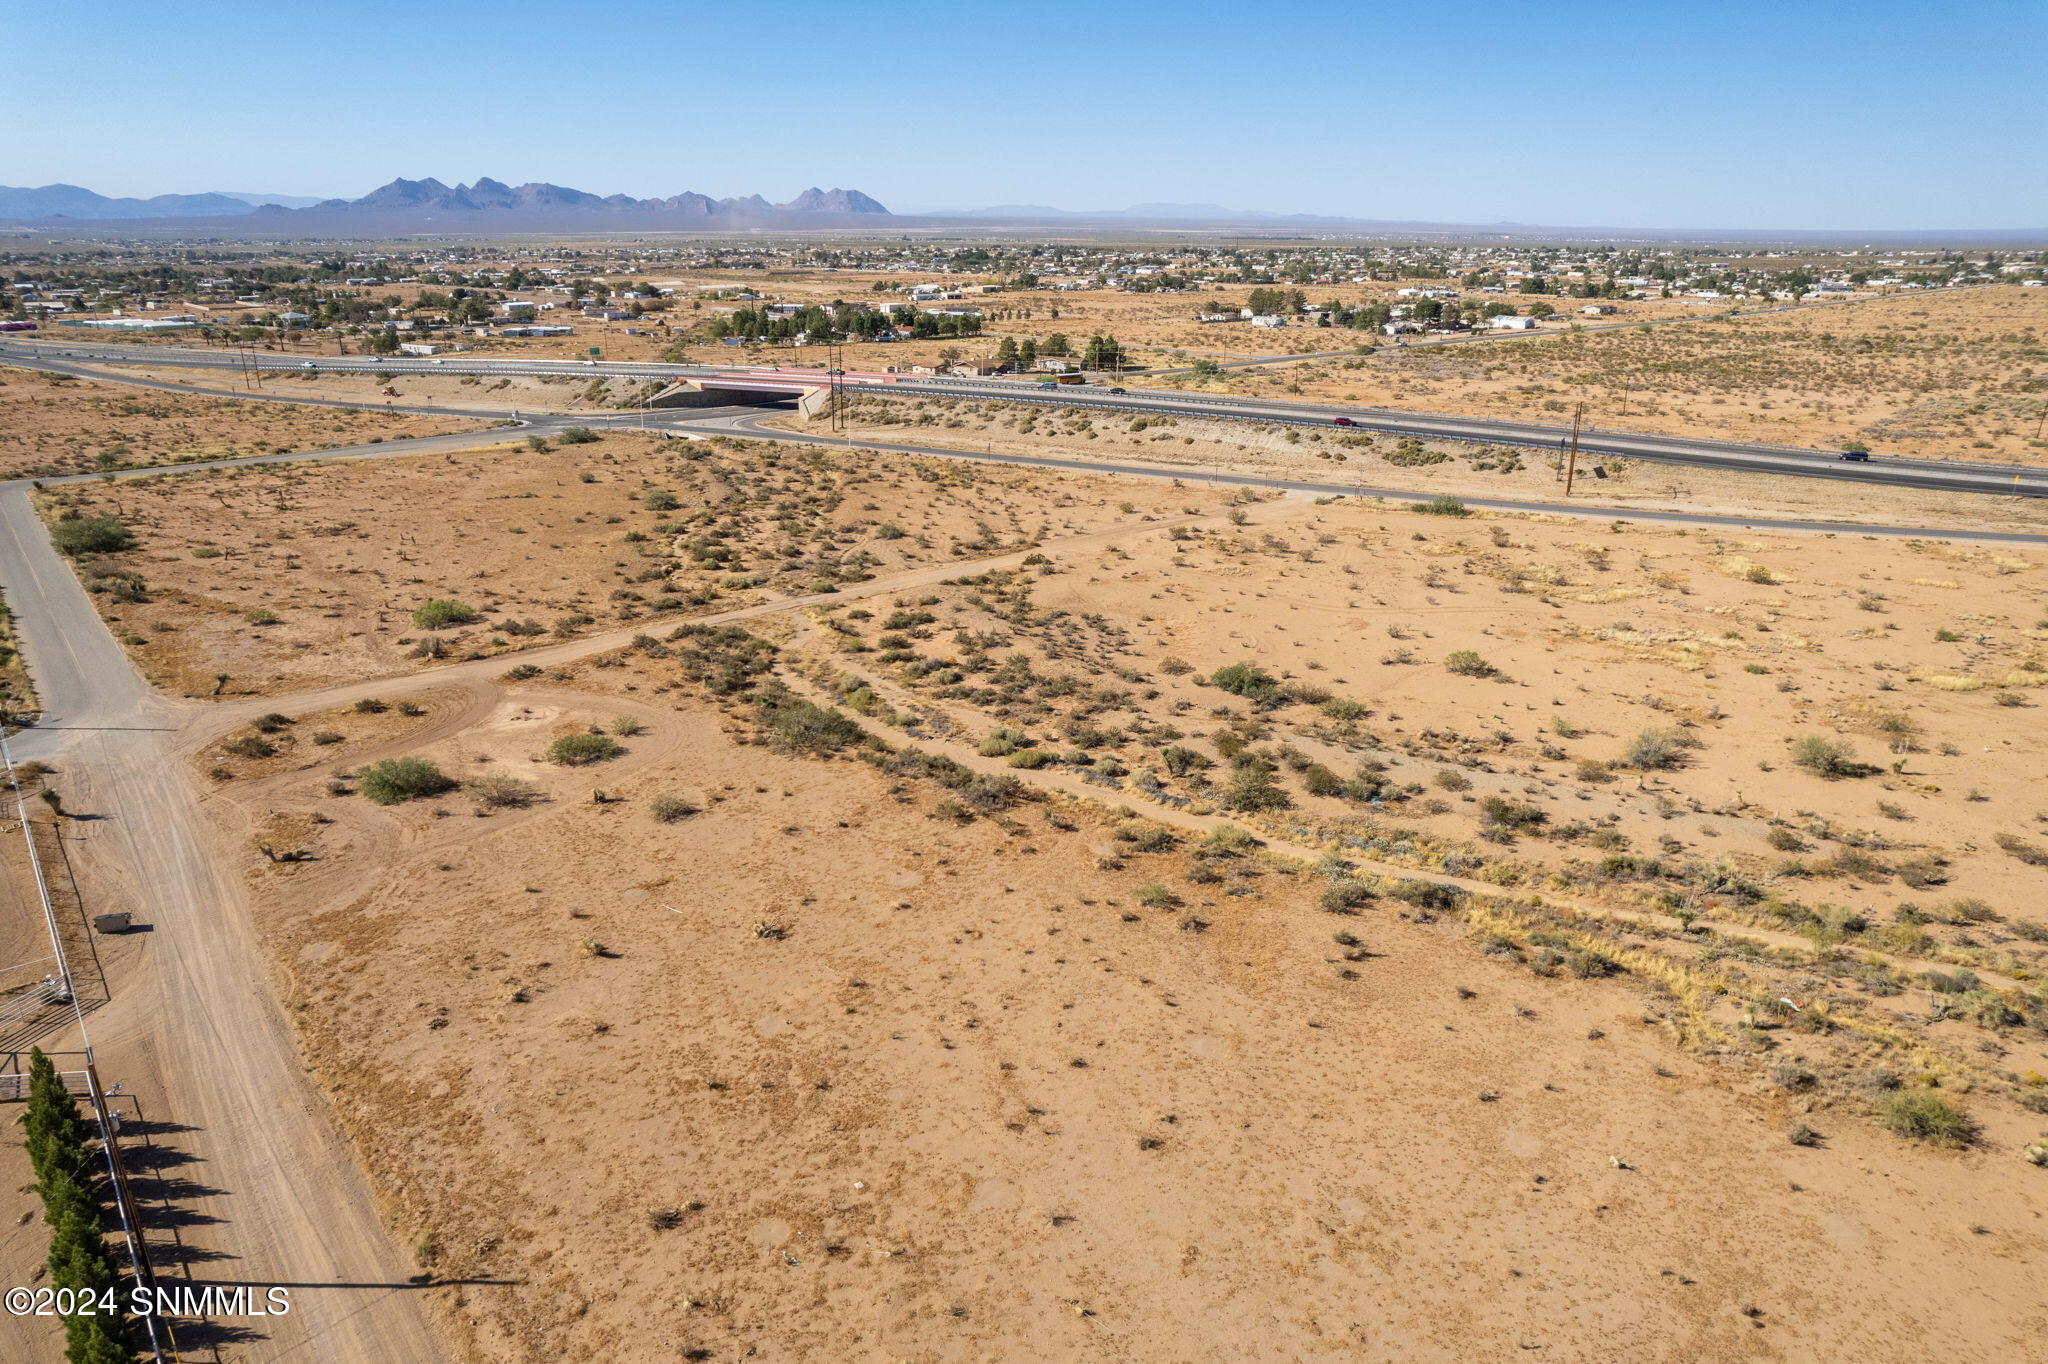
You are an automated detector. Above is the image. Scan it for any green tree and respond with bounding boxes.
[21,1049,88,1185]
[20,1050,132,1362]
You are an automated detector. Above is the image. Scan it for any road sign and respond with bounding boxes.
[588,347,602,357]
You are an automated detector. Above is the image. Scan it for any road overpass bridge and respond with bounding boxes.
[5,339,2044,500]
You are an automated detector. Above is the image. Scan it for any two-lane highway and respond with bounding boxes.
[4,337,2043,499]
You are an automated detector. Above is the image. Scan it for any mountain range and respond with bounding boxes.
[0,178,890,228]
[926,201,1341,222]
[3,181,2035,243]
[294,177,888,220]
[0,184,323,219]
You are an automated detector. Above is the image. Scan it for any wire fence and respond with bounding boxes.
[0,729,169,1361]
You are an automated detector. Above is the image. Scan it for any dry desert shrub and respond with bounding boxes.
[1872,1091,1977,1148]
[1444,650,1496,678]
[548,733,624,766]
[468,774,540,809]
[647,795,697,823]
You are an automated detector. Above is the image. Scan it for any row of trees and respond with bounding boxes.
[1081,334,1125,368]
[706,303,985,343]
[19,1047,132,1362]
[1245,287,1309,317]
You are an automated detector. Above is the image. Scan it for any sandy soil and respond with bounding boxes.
[102,362,654,415]
[194,649,2048,1362]
[0,364,488,478]
[1161,287,2048,464]
[159,431,2048,1362]
[40,434,1237,696]
[776,397,2048,537]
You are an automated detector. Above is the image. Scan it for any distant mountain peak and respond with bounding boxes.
[0,182,285,221]
[0,177,891,226]
[266,177,892,224]
[787,186,889,215]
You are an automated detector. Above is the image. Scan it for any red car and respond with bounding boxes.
[1333,416,1357,427]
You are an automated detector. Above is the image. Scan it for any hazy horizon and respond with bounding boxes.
[5,0,2045,232]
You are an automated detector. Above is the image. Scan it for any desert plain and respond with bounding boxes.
[31,410,2048,1360]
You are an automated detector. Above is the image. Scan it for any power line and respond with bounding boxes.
[0,729,169,1362]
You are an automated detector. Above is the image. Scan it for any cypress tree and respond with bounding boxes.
[17,1049,132,1360]
[21,1048,89,1186]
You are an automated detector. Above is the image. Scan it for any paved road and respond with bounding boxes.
[7,332,2042,500]
[694,411,2048,546]
[0,499,448,1354]
[0,355,2044,1358]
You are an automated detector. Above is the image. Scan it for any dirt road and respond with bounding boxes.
[0,484,447,1360]
[3,364,2042,1361]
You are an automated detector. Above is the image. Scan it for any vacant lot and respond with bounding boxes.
[776,395,2048,537]
[1177,286,2048,463]
[75,286,2046,469]
[182,437,2048,1361]
[42,433,1235,696]
[94,361,661,415]
[0,364,489,478]
[202,650,2048,1363]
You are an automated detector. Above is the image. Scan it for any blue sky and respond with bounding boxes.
[6,0,2043,229]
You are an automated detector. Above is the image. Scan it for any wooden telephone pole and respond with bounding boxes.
[1562,404,1584,496]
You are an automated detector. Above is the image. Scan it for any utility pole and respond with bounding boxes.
[827,342,847,433]
[1563,404,1584,496]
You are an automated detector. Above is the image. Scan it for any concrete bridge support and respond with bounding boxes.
[644,380,792,409]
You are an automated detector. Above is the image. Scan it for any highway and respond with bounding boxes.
[5,337,2043,500]
[0,346,2043,1358]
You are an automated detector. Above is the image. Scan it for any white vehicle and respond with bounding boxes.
[301,360,315,368]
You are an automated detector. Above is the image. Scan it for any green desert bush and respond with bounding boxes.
[756,692,862,756]
[1791,734,1862,778]
[412,598,480,630]
[358,757,455,805]
[547,733,623,765]
[1872,1090,1977,1147]
[51,512,133,556]
[1621,728,1691,771]
[1210,663,1280,704]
